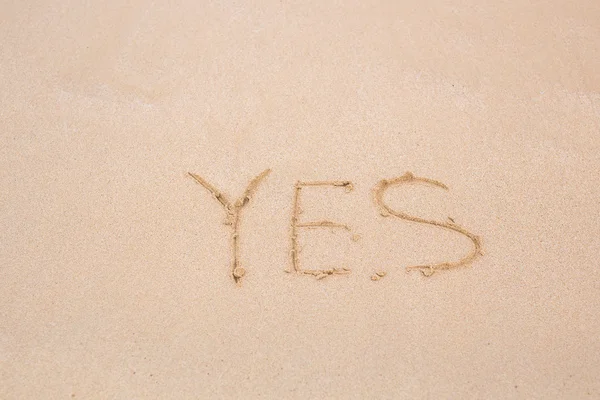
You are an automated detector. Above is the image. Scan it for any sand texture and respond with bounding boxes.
[1,1,599,398]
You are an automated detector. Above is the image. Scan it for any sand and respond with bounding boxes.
[1,0,599,398]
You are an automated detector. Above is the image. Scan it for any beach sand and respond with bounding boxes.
[1,1,599,398]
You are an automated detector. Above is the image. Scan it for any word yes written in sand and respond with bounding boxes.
[188,169,483,285]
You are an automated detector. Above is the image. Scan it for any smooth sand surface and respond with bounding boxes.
[1,1,599,398]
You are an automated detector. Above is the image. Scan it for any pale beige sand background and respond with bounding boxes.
[1,1,599,398]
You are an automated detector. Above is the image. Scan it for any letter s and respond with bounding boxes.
[373,172,483,276]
